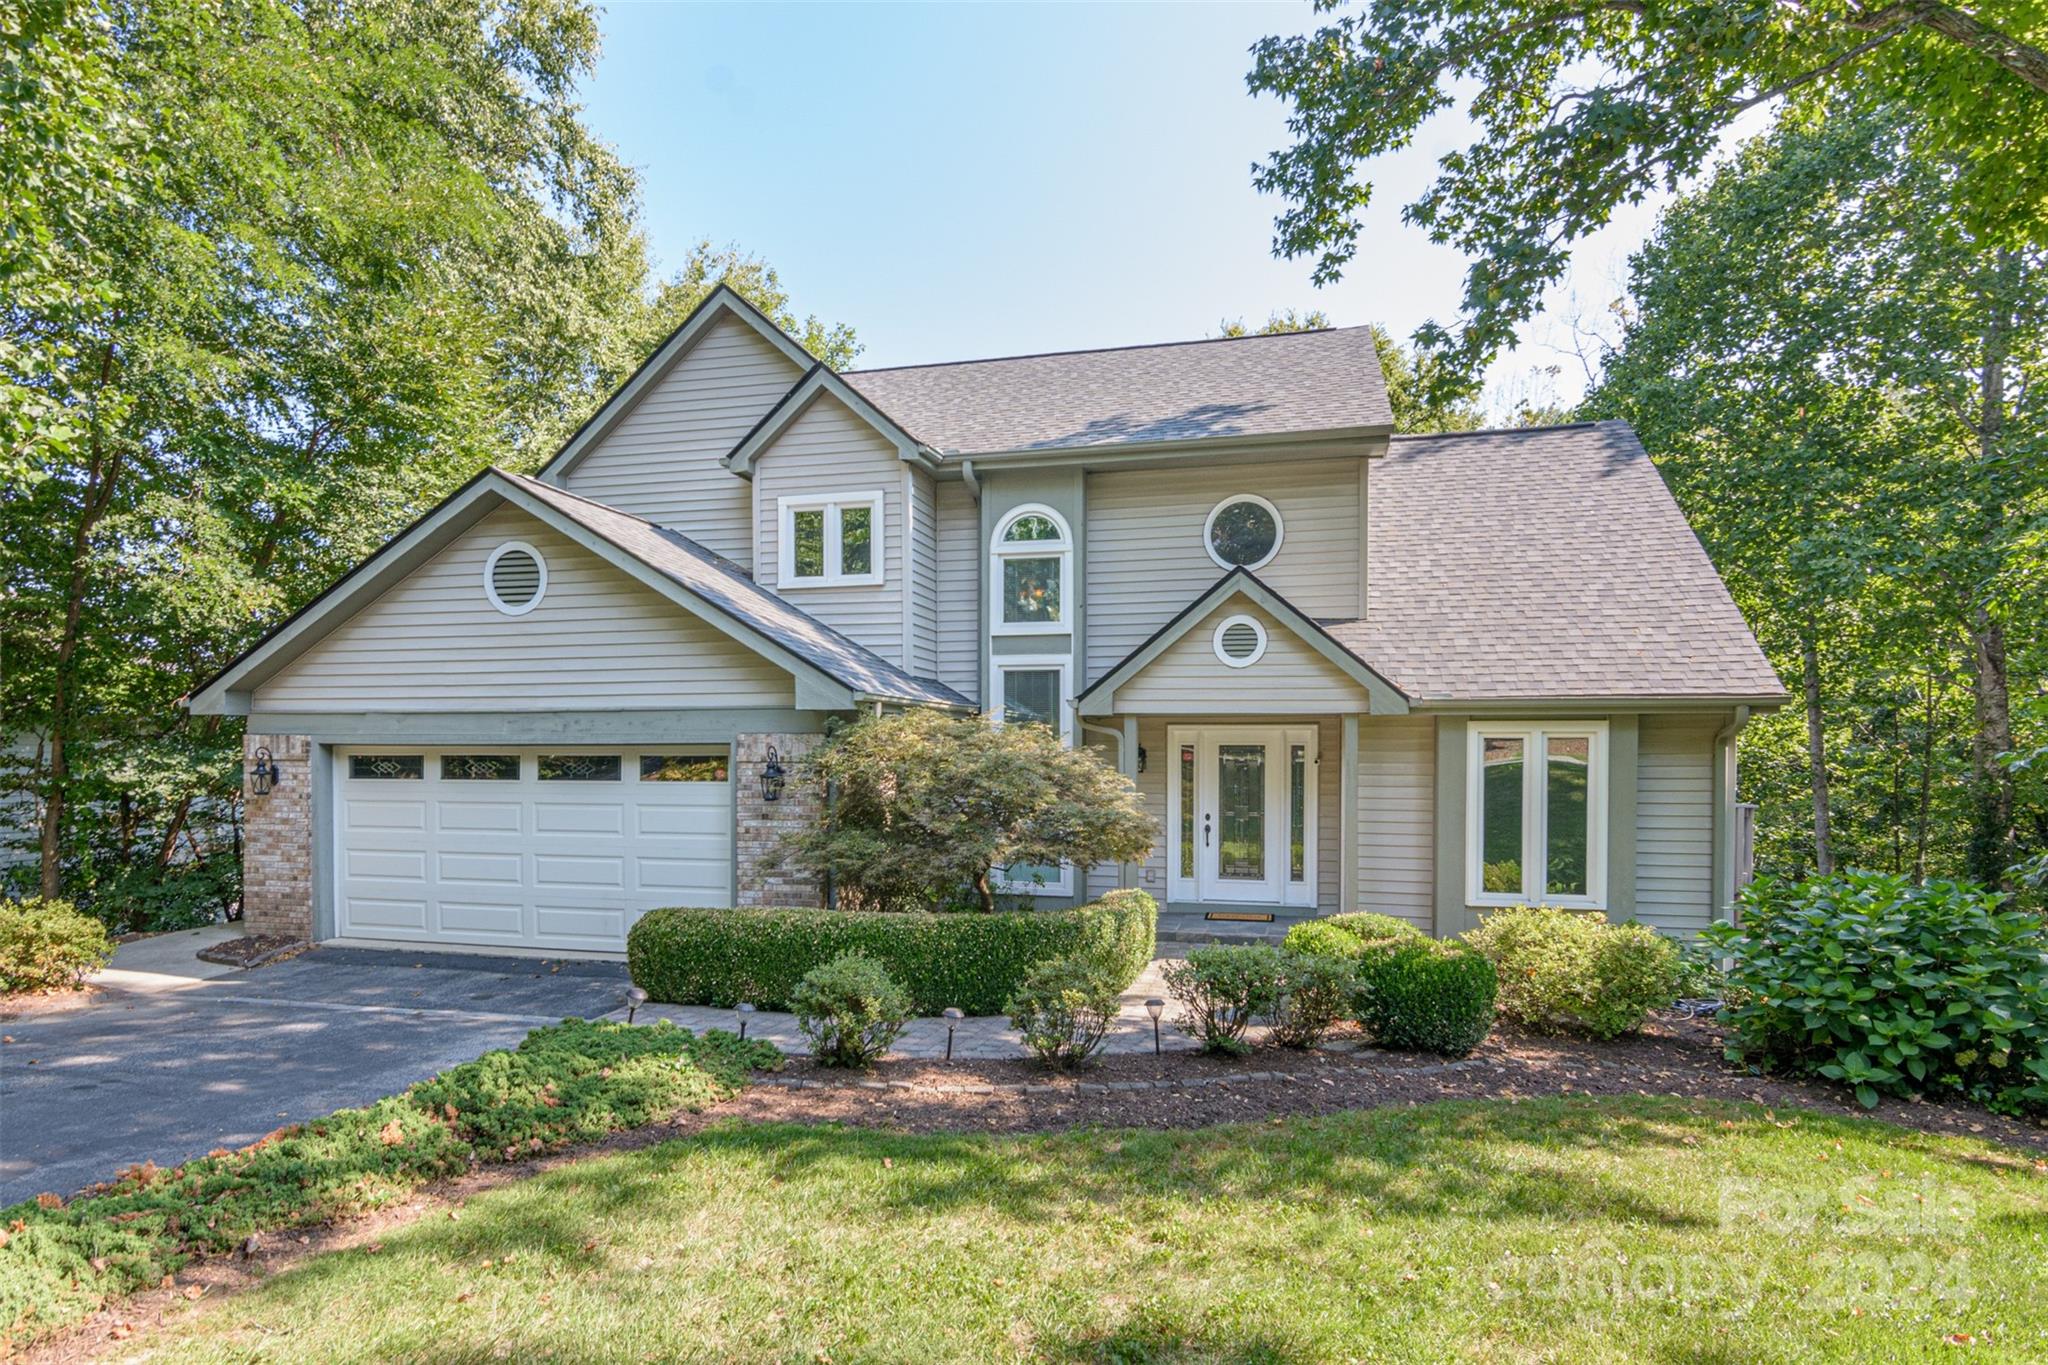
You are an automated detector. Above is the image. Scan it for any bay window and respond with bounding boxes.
[1466,722,1607,908]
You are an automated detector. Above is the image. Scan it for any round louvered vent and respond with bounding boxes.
[1213,614,1268,668]
[484,542,547,615]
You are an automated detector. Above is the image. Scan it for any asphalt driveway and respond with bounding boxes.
[0,944,631,1207]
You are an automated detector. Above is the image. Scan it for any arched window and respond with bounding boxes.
[990,504,1070,635]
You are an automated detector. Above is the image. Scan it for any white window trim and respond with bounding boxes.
[1211,613,1269,668]
[989,653,1074,895]
[776,492,885,588]
[1464,721,1608,910]
[989,503,1072,636]
[1203,493,1285,572]
[483,541,547,617]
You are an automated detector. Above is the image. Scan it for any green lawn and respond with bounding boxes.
[133,1098,2045,1363]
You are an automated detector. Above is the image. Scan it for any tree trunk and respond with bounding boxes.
[1961,256,2017,886]
[1802,630,1835,876]
[1913,669,1937,882]
[973,869,995,913]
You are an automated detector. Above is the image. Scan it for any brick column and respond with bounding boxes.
[242,732,313,939]
[734,732,826,908]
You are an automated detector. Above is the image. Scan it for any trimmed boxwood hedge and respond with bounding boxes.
[627,890,1157,1017]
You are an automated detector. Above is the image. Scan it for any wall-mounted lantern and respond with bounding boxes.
[760,745,786,803]
[249,746,282,797]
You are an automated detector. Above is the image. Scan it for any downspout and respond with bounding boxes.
[1712,705,1752,925]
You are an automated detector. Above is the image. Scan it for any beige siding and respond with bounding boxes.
[907,468,939,679]
[253,508,794,711]
[1085,458,1365,679]
[559,315,802,565]
[934,480,980,702]
[753,393,907,665]
[1637,715,1718,935]
[1356,715,1435,929]
[1114,602,1369,714]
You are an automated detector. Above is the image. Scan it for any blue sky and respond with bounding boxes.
[582,3,1695,412]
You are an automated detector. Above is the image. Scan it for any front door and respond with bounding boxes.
[1169,726,1318,908]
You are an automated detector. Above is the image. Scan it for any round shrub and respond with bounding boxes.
[1264,950,1358,1049]
[1464,905,1679,1040]
[1006,955,1124,1068]
[1358,941,1497,1057]
[1284,913,1424,961]
[627,890,1155,1016]
[0,898,114,994]
[1705,873,2048,1114]
[790,954,911,1068]
[1162,943,1283,1055]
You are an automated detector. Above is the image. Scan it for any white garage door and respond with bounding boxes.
[334,747,732,953]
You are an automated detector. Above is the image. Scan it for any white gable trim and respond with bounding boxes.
[536,285,818,485]
[186,470,862,716]
[724,366,940,477]
[1077,569,1410,717]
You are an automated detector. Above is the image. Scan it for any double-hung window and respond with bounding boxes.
[990,656,1073,895]
[1465,722,1607,909]
[778,493,883,587]
[989,504,1070,634]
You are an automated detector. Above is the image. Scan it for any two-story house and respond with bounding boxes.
[189,286,1786,953]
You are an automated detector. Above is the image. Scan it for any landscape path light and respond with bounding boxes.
[942,1007,964,1061]
[1145,998,1165,1055]
[736,1001,756,1040]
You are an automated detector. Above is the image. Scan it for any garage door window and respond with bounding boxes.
[349,754,423,780]
[441,754,520,781]
[537,754,621,782]
[640,751,729,782]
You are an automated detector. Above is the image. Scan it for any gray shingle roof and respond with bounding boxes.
[502,472,968,709]
[840,326,1391,456]
[1323,422,1786,703]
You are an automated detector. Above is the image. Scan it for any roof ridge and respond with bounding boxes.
[843,324,1370,376]
[1389,419,1603,442]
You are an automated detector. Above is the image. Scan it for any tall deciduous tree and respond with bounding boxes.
[1592,101,2047,890]
[1219,310,1485,431]
[1248,1,2048,393]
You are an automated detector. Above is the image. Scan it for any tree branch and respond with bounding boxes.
[1852,1,2048,94]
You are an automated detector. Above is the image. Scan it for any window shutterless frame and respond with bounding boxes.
[988,653,1074,895]
[988,503,1072,636]
[776,492,885,588]
[1464,720,1608,910]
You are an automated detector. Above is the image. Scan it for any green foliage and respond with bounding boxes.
[1006,955,1124,1069]
[1249,3,2048,393]
[1162,944,1284,1055]
[0,1018,775,1347]
[1263,950,1358,1050]
[790,954,911,1069]
[0,897,113,993]
[1464,906,1680,1040]
[1357,942,1498,1057]
[1705,872,2048,1114]
[1673,942,1729,1001]
[775,710,1154,913]
[1282,912,1425,961]
[629,892,1155,1018]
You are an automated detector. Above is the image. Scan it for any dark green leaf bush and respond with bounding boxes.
[1163,944,1283,1055]
[1704,872,2048,1113]
[0,898,114,993]
[1464,905,1680,1040]
[1264,950,1358,1048]
[1006,955,1124,1068]
[1358,941,1497,1057]
[791,954,911,1068]
[0,1019,777,1349]
[627,890,1156,1016]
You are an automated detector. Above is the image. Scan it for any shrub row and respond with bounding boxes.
[1706,872,2048,1114]
[0,1019,780,1348]
[626,890,1157,1016]
[0,899,114,995]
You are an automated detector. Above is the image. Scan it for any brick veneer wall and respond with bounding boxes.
[241,731,314,939]
[735,731,826,908]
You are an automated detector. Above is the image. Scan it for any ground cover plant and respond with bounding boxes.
[0,898,113,993]
[0,1020,778,1348]
[1465,904,1680,1040]
[1707,872,2048,1114]
[627,890,1155,1016]
[109,1098,2048,1362]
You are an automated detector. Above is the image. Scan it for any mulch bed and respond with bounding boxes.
[193,934,309,969]
[719,1011,2048,1152]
